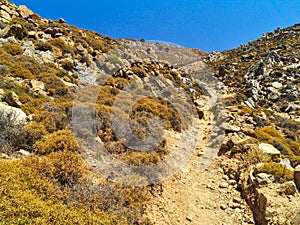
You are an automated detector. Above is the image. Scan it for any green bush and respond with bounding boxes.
[110,55,123,66]
[255,127,300,165]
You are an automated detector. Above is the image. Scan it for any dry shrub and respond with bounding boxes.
[241,146,271,167]
[256,162,294,183]
[34,129,79,155]
[0,159,127,224]
[2,43,24,55]
[30,151,86,187]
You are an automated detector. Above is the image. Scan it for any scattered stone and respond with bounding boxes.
[233,197,242,204]
[186,216,193,222]
[228,201,240,209]
[259,143,280,160]
[271,81,283,89]
[278,181,297,196]
[280,158,294,171]
[229,179,237,186]
[220,204,227,210]
[256,173,275,185]
[1,24,25,40]
[0,9,11,21]
[219,182,229,188]
[19,149,30,156]
[1,153,9,159]
[5,91,22,107]
[58,18,66,23]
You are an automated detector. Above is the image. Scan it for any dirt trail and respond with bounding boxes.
[145,108,254,225]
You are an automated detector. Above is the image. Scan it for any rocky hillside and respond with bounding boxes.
[0,0,209,224]
[208,23,300,224]
[0,0,300,224]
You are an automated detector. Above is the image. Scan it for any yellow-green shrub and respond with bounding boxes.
[30,151,86,186]
[34,129,79,155]
[61,59,75,71]
[132,66,147,77]
[255,127,300,164]
[21,97,47,115]
[0,159,127,224]
[123,152,160,166]
[21,122,48,150]
[256,162,294,183]
[2,42,24,55]
[48,38,74,55]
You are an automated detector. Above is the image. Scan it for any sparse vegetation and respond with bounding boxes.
[110,54,123,66]
[256,162,294,183]
[2,43,24,55]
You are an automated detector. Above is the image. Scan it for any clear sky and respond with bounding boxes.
[12,0,300,52]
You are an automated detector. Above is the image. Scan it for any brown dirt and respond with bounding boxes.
[144,108,254,225]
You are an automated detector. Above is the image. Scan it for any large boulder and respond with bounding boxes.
[259,143,281,161]
[0,102,27,122]
[5,91,22,107]
[1,24,26,40]
[18,5,34,19]
[0,9,11,22]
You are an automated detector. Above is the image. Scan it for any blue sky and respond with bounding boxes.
[12,0,300,52]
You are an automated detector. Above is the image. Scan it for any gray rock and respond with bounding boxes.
[267,89,281,101]
[279,181,297,196]
[0,102,27,122]
[1,153,9,159]
[219,182,229,188]
[259,143,281,158]
[256,173,275,185]
[6,36,17,44]
[5,91,22,107]
[19,149,30,156]
[280,158,294,171]
[22,40,33,48]
[271,81,283,89]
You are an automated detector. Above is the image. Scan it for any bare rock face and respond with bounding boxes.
[18,5,34,19]
[0,9,11,22]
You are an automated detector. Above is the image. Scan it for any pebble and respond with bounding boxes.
[219,182,229,188]
[220,204,227,210]
[233,197,242,204]
[186,216,193,222]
